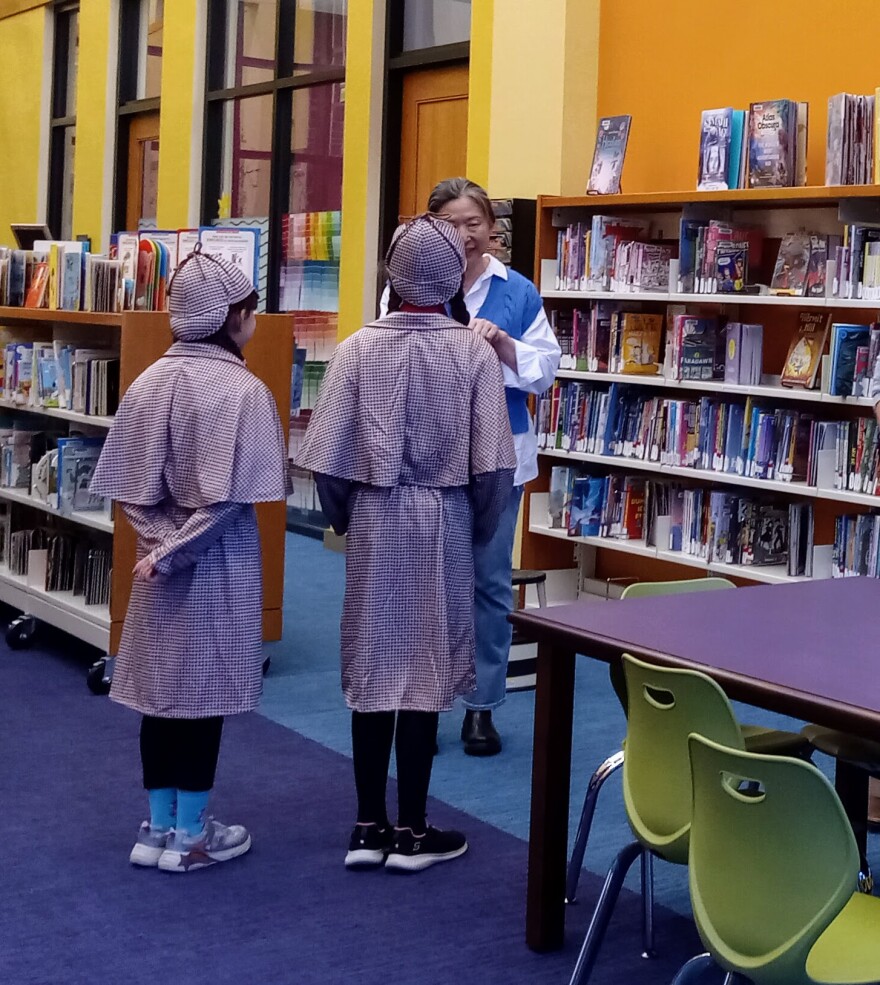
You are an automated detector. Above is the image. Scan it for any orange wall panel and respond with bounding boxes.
[597,0,880,193]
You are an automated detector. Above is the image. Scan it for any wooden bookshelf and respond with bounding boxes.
[524,188,880,585]
[0,308,293,655]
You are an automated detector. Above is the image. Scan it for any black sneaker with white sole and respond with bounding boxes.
[385,826,468,872]
[345,824,394,869]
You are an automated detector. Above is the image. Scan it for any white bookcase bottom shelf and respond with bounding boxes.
[0,486,114,533]
[0,564,110,650]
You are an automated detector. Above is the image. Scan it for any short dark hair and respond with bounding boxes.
[427,177,496,226]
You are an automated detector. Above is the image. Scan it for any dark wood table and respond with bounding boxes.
[510,578,880,952]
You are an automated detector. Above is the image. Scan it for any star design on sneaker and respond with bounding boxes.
[178,846,214,870]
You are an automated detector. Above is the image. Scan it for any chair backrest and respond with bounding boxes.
[620,576,735,600]
[687,734,859,984]
[611,578,735,708]
[621,653,744,865]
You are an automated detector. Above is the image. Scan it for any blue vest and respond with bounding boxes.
[477,270,543,434]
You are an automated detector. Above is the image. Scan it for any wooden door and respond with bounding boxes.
[399,64,468,219]
[126,111,161,230]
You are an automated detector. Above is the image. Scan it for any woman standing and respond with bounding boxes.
[297,216,515,870]
[384,178,560,756]
[91,249,289,872]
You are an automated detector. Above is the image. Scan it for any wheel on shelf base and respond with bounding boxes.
[262,656,271,676]
[87,658,113,696]
[6,615,36,650]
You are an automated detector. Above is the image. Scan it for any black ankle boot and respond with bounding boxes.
[461,710,502,757]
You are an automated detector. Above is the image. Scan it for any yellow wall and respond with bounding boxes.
[598,0,880,193]
[156,0,205,229]
[337,0,386,337]
[0,7,47,246]
[485,0,599,198]
[72,0,115,248]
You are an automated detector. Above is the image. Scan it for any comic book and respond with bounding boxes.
[748,99,796,187]
[587,115,631,195]
[697,108,733,190]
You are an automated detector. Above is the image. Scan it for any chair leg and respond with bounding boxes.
[568,840,643,985]
[834,760,873,892]
[640,849,655,959]
[670,954,715,985]
[566,749,625,904]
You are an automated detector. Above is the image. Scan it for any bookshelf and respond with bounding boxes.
[524,186,880,587]
[0,308,293,662]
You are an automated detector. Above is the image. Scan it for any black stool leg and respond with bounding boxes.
[835,760,872,892]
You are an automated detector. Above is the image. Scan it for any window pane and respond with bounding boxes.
[140,0,164,100]
[65,10,79,116]
[280,82,344,312]
[224,0,277,88]
[60,126,76,240]
[219,93,274,219]
[292,0,347,76]
[140,137,160,222]
[403,0,470,51]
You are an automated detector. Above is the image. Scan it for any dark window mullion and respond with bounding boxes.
[206,0,229,93]
[51,8,72,120]
[267,85,293,313]
[47,125,68,240]
[118,0,141,105]
[276,0,296,80]
[201,97,224,226]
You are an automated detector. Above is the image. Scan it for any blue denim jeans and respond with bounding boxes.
[464,485,524,711]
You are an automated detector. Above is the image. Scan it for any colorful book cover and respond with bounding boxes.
[679,317,721,381]
[198,226,260,288]
[804,235,828,297]
[748,99,795,187]
[770,231,812,295]
[23,262,48,308]
[727,110,747,189]
[781,312,831,389]
[697,108,733,190]
[715,242,748,293]
[60,251,82,311]
[587,115,631,195]
[829,323,871,396]
[619,313,663,374]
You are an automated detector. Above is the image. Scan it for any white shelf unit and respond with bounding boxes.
[0,307,119,653]
[528,493,812,587]
[537,446,880,507]
[541,287,880,310]
[0,486,114,533]
[0,399,114,429]
[527,188,880,587]
[554,369,875,407]
[0,563,110,650]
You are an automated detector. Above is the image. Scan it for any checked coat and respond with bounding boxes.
[90,342,289,719]
[295,312,516,713]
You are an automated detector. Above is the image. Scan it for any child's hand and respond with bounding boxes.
[133,557,160,583]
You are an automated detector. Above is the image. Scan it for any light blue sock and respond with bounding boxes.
[147,788,176,832]
[176,790,211,837]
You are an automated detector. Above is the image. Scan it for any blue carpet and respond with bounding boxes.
[264,534,873,917]
[1,635,705,985]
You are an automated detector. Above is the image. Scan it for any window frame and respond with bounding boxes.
[203,0,347,313]
[47,0,80,241]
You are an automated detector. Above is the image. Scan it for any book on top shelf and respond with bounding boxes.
[780,312,831,389]
[587,115,631,195]
[697,108,733,191]
[748,99,796,188]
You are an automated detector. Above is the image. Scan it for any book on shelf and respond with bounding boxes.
[611,312,663,374]
[826,92,876,186]
[675,316,722,382]
[587,115,631,195]
[715,241,748,293]
[724,323,763,386]
[834,513,880,578]
[770,231,812,295]
[697,108,733,191]
[829,323,871,396]
[780,312,831,389]
[748,99,798,188]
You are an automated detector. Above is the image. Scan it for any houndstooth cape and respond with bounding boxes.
[91,342,289,718]
[296,312,516,713]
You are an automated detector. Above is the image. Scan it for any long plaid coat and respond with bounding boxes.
[296,313,516,713]
[91,343,289,718]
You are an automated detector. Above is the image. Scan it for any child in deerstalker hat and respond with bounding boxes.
[91,247,290,873]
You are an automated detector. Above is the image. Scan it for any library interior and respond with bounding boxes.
[3,2,880,984]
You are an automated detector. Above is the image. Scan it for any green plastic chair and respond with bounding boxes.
[672,734,880,985]
[565,577,813,911]
[568,652,748,985]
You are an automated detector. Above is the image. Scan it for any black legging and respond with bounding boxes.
[352,710,439,832]
[140,716,224,792]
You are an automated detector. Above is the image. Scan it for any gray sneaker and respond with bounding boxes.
[158,819,252,873]
[129,821,171,867]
